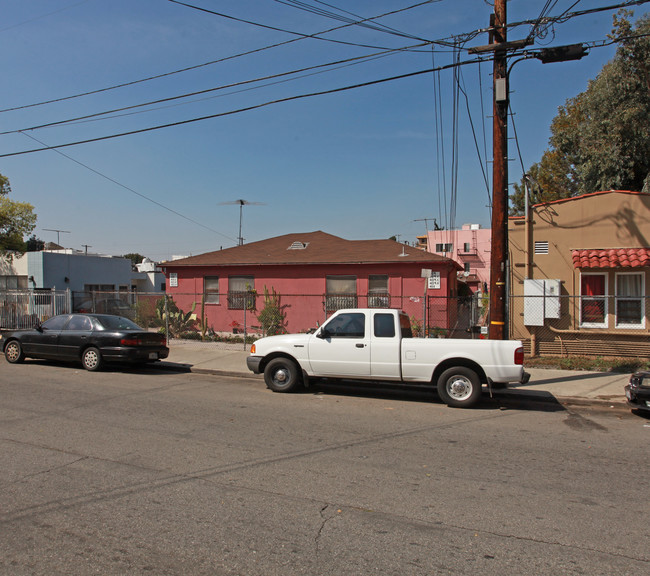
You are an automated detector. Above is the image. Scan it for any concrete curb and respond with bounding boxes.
[156,361,629,408]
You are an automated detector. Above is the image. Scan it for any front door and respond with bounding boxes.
[308,312,371,377]
[21,314,71,358]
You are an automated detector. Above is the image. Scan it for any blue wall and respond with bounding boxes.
[30,252,133,292]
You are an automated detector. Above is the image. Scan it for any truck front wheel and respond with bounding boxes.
[437,367,482,408]
[264,358,302,392]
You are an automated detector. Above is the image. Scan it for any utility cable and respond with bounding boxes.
[270,0,436,42]
[0,0,454,114]
[456,67,491,201]
[0,0,90,33]
[508,0,650,32]
[0,44,426,136]
[167,0,441,50]
[18,131,237,243]
[0,57,486,158]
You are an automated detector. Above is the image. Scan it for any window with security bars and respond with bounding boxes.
[368,274,389,308]
[228,276,255,310]
[616,272,644,328]
[325,275,357,312]
[204,276,219,304]
[580,273,607,327]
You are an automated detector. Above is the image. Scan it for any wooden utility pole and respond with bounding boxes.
[489,0,508,340]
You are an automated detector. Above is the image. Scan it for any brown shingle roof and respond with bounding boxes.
[162,231,459,268]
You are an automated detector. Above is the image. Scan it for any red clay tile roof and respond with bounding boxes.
[572,248,650,269]
[162,231,460,268]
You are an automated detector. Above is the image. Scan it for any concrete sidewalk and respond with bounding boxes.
[161,340,630,408]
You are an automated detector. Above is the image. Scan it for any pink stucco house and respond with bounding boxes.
[423,224,491,294]
[161,231,461,335]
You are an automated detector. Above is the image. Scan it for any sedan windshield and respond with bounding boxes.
[94,315,143,331]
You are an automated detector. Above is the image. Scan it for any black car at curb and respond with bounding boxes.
[2,313,168,371]
[625,371,650,413]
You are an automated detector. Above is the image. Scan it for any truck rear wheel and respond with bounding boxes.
[437,367,481,408]
[264,358,302,392]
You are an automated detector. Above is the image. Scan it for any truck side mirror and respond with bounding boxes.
[316,327,330,339]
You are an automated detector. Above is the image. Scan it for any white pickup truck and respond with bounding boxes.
[247,308,529,408]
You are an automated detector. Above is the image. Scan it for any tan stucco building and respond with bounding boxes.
[508,190,650,357]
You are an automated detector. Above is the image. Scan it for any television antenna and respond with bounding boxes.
[218,199,265,246]
[43,228,71,245]
[413,218,440,232]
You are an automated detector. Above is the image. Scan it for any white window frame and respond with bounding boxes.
[615,272,645,329]
[579,272,608,329]
[204,276,220,304]
[368,274,389,308]
[326,275,357,311]
[228,276,255,310]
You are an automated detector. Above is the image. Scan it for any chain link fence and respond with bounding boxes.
[1,289,486,348]
[509,294,650,358]
[4,289,648,358]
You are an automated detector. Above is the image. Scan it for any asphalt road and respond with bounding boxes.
[1,359,648,575]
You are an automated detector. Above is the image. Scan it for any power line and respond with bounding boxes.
[0,0,453,115]
[508,0,650,33]
[19,131,237,243]
[167,0,438,48]
[0,44,426,136]
[0,57,487,159]
[0,0,90,33]
[269,0,433,42]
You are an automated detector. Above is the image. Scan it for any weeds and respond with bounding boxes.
[525,355,650,373]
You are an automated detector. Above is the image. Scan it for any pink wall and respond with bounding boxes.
[164,262,458,333]
[427,224,491,292]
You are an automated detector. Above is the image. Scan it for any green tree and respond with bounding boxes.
[0,173,37,253]
[25,235,45,251]
[510,11,650,214]
[122,253,147,267]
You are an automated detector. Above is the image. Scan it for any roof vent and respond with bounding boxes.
[288,241,309,250]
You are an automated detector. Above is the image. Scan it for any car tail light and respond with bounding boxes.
[514,347,524,365]
[121,334,165,347]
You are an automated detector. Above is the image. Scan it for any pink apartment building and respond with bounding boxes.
[422,224,491,294]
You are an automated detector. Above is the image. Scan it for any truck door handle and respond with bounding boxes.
[355,343,365,348]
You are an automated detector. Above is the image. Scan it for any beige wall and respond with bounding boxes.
[508,191,650,339]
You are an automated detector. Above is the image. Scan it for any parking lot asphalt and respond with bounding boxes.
[161,340,632,409]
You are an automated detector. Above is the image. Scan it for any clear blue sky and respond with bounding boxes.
[0,0,645,261]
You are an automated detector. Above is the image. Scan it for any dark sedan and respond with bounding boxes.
[625,371,650,413]
[2,313,168,371]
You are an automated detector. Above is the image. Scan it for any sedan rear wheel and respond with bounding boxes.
[5,340,25,364]
[81,347,103,371]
